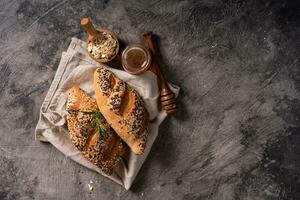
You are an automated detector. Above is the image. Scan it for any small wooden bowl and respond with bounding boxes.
[81,18,119,63]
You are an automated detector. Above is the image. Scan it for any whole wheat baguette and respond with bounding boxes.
[66,85,127,175]
[93,67,149,154]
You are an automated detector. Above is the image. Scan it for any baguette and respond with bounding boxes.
[66,85,127,175]
[93,67,149,154]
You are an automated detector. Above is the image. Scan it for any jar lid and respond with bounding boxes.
[121,44,151,74]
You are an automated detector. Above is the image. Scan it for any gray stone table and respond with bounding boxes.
[1,0,300,199]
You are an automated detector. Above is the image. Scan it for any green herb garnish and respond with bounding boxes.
[81,108,109,139]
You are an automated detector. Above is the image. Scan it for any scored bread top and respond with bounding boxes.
[93,67,149,154]
[66,85,127,175]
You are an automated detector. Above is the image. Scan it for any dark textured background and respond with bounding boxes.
[1,0,300,199]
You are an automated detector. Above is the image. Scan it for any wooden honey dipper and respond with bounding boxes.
[143,32,177,114]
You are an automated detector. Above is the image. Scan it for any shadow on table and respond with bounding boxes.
[130,117,175,192]
[130,82,190,193]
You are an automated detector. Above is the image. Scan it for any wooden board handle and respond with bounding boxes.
[81,17,97,37]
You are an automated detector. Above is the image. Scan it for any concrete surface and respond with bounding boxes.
[0,0,300,199]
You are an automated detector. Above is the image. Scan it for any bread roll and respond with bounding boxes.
[93,67,149,154]
[66,85,127,175]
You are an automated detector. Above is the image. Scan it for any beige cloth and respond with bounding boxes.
[35,38,179,190]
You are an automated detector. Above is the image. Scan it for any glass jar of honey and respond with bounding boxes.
[121,44,151,74]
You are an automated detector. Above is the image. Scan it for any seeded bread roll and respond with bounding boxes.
[66,85,127,175]
[93,67,149,154]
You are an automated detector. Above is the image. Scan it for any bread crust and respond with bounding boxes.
[93,67,149,154]
[66,85,127,175]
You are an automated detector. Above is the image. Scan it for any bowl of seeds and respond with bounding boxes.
[81,18,119,63]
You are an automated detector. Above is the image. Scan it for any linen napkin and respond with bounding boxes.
[35,37,179,190]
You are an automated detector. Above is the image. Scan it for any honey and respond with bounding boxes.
[126,49,146,69]
[121,44,151,74]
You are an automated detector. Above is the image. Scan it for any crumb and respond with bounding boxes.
[88,183,94,191]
